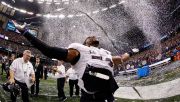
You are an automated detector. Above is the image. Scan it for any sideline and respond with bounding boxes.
[114,78,180,100]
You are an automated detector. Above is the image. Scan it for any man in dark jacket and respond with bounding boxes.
[31,56,43,96]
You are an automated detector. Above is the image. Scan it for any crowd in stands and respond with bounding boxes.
[0,27,43,57]
[121,32,180,71]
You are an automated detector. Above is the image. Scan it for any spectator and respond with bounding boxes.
[52,60,67,101]
[66,67,79,97]
[31,56,43,97]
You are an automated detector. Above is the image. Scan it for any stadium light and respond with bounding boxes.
[28,0,34,2]
[52,58,57,61]
[67,14,74,18]
[109,4,117,9]
[43,14,50,18]
[118,0,125,4]
[37,0,44,4]
[76,14,85,17]
[13,7,20,11]
[92,10,100,14]
[58,14,65,19]
[19,9,27,13]
[1,1,6,5]
[1,1,34,15]
[56,8,64,11]
[36,14,42,16]
[101,8,108,11]
[27,12,34,15]
[38,2,43,4]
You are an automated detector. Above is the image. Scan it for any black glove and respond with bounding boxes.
[6,20,37,37]
[6,20,27,34]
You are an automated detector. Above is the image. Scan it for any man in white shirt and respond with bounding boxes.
[52,60,67,101]
[9,50,35,102]
[66,67,79,97]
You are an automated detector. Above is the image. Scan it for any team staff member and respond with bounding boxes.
[9,50,35,102]
[31,56,43,97]
[11,21,136,102]
[66,67,79,97]
[52,60,67,101]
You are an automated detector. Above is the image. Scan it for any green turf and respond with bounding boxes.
[0,68,180,102]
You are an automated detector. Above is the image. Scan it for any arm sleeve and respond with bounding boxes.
[23,31,68,60]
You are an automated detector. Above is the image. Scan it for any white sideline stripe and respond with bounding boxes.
[114,78,180,99]
[119,58,171,74]
[149,58,171,67]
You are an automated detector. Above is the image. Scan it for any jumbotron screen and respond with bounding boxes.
[5,20,38,37]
